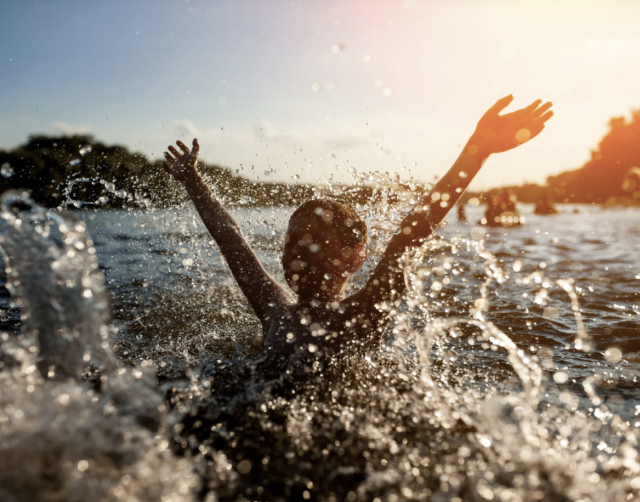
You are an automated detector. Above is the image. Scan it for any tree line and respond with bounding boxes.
[0,135,381,210]
[546,108,640,204]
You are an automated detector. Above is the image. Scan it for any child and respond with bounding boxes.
[163,95,552,367]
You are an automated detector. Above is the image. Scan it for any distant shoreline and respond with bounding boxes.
[2,129,640,210]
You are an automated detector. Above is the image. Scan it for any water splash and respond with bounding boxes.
[0,191,200,501]
[1,187,639,501]
[60,177,151,210]
[0,190,114,378]
[0,163,14,178]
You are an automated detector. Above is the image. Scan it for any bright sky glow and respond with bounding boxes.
[1,0,639,189]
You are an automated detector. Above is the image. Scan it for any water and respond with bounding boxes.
[1,191,640,501]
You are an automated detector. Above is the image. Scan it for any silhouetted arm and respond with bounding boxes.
[359,96,553,306]
[163,139,292,323]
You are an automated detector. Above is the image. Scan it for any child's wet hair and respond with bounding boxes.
[291,199,367,249]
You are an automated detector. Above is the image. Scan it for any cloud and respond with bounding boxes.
[51,121,92,135]
[174,119,199,139]
[323,135,365,150]
[252,120,371,152]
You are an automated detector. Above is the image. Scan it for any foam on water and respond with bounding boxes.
[1,189,639,501]
[0,191,198,501]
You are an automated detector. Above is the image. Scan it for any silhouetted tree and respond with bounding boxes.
[547,109,640,203]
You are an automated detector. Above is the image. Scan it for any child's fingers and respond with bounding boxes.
[536,110,554,124]
[529,112,553,137]
[176,140,190,153]
[486,94,514,116]
[524,99,542,113]
[192,138,200,155]
[164,153,177,171]
[531,102,553,120]
[168,146,182,158]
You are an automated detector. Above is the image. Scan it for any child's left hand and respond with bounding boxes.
[473,95,553,154]
[163,138,200,182]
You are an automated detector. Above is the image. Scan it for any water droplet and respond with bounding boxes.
[237,460,252,474]
[474,298,489,310]
[363,55,371,63]
[383,88,393,97]
[479,436,492,447]
[459,171,468,178]
[312,83,321,92]
[604,347,622,364]
[553,371,569,383]
[1,163,14,178]
[219,96,228,105]
[56,393,70,405]
[70,159,81,166]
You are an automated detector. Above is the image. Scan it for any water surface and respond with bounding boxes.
[1,199,639,501]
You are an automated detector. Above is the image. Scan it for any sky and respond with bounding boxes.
[1,0,639,189]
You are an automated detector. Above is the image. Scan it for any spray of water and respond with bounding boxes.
[0,191,200,501]
[1,183,639,501]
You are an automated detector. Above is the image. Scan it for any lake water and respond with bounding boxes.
[1,196,639,501]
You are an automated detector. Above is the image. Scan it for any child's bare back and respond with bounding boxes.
[161,95,553,368]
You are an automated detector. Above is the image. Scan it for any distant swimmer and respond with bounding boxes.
[482,188,523,227]
[161,96,553,368]
[534,193,559,215]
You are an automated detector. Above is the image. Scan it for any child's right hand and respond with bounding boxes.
[163,138,200,182]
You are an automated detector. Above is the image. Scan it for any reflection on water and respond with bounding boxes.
[1,191,640,501]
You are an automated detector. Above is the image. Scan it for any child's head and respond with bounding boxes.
[282,199,368,300]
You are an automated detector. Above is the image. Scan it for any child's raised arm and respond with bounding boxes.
[359,96,553,306]
[163,139,292,323]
